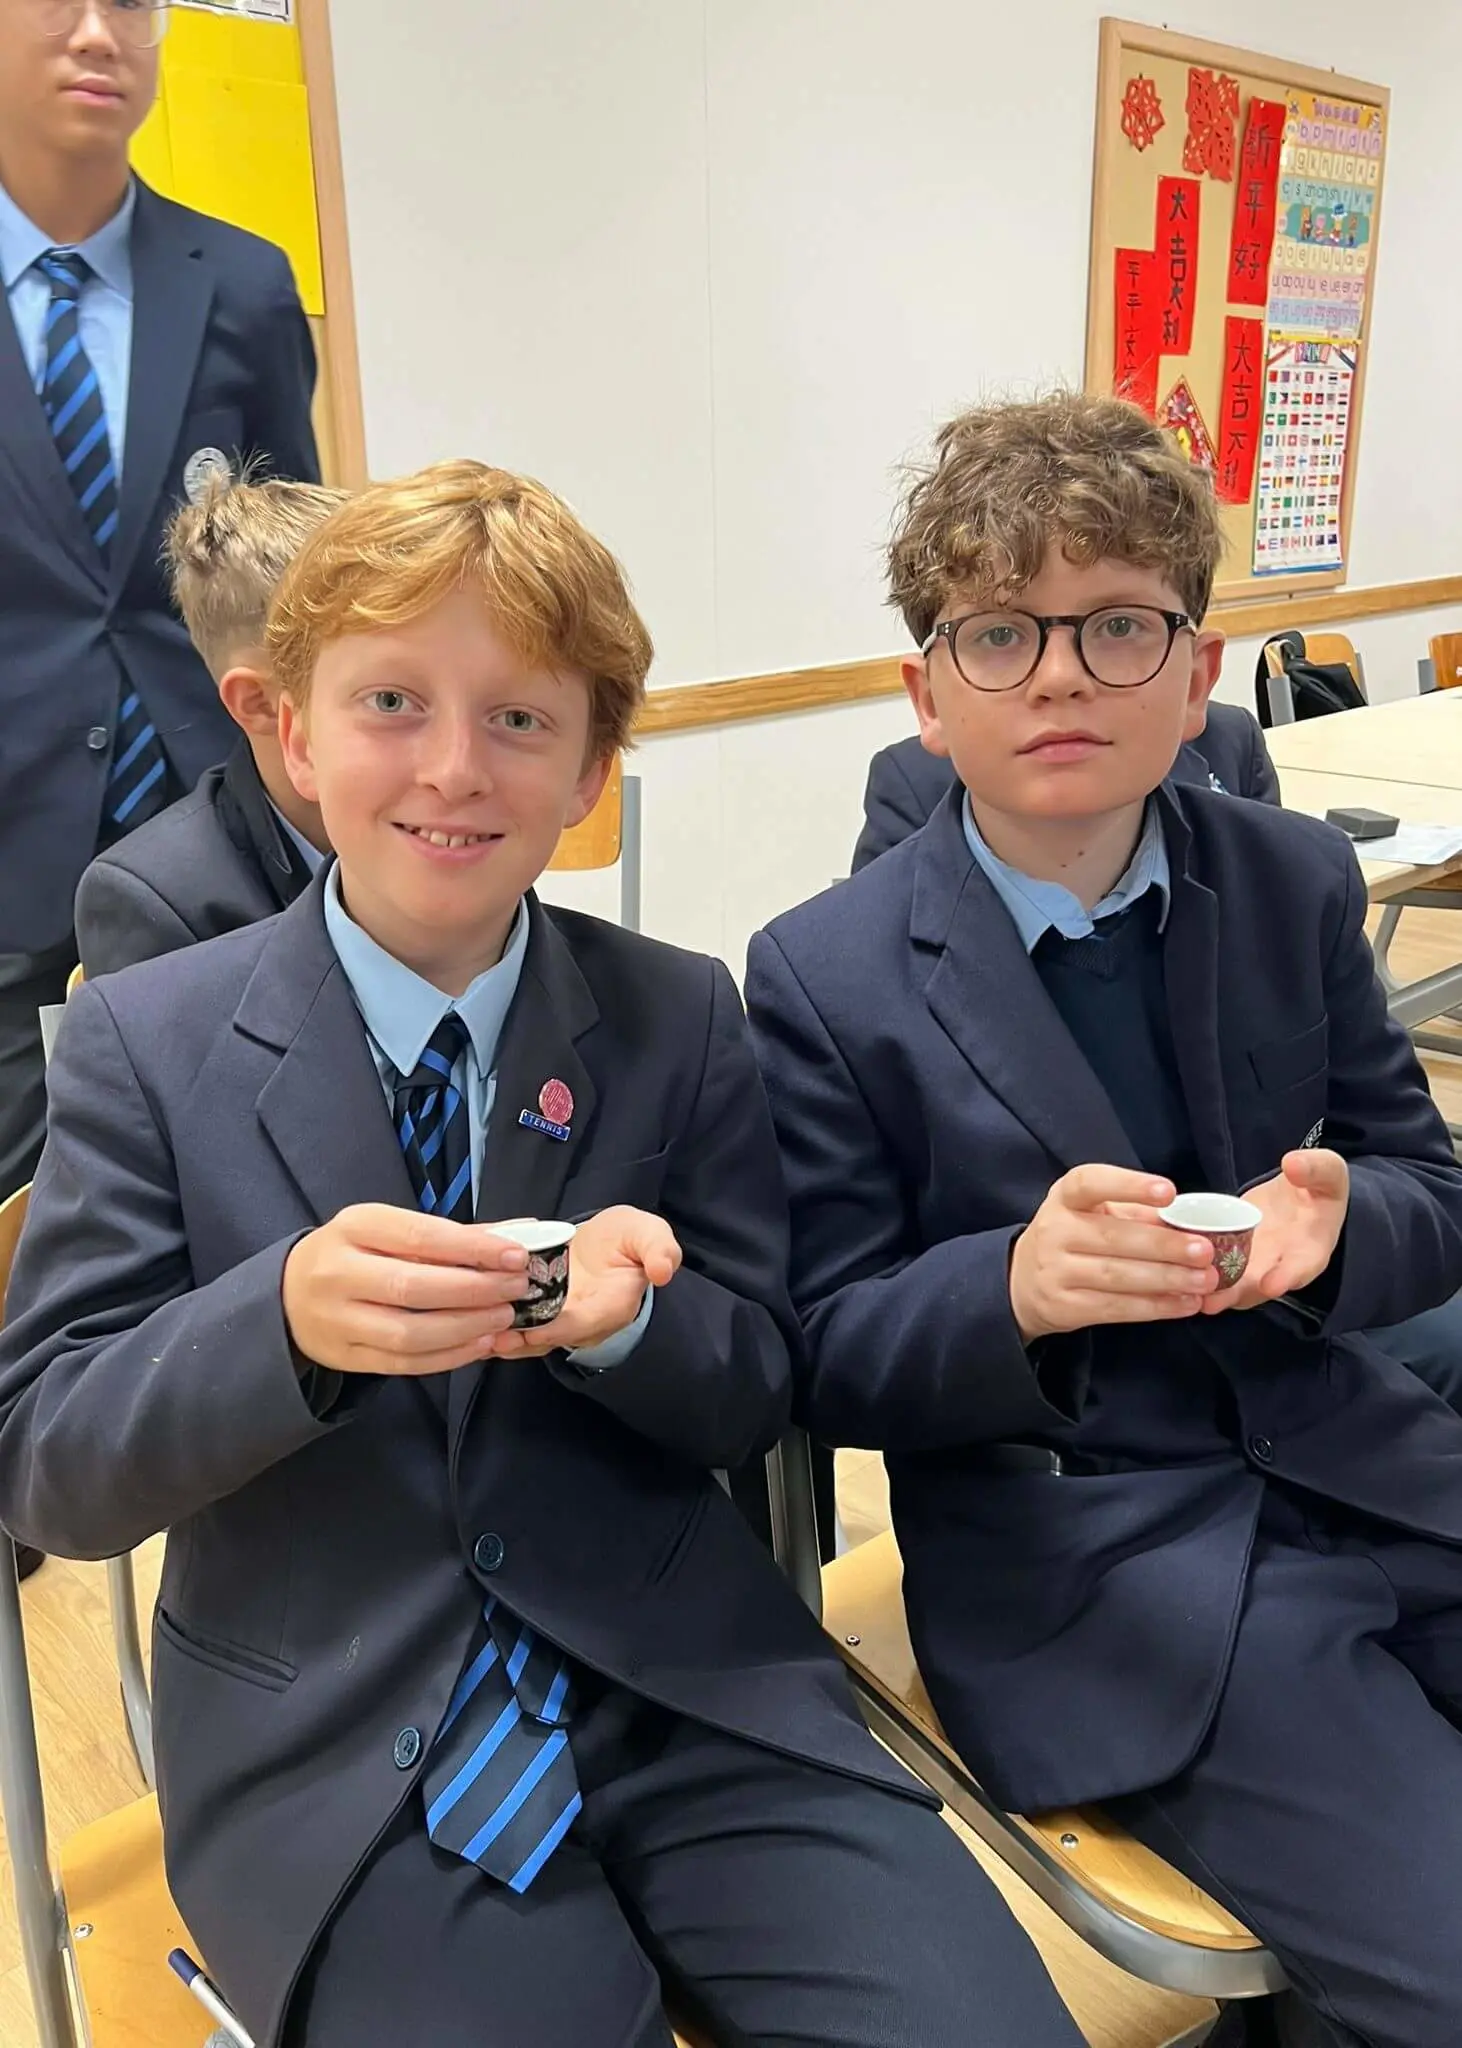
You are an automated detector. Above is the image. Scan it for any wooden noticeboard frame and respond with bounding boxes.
[1086,20,1389,606]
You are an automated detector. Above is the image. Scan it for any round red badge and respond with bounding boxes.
[539,1079,574,1126]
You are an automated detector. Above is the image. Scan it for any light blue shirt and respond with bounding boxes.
[322,865,649,1367]
[963,796,1171,955]
[0,179,135,474]
[269,802,326,878]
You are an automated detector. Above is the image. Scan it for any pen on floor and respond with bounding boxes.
[168,1949,256,2048]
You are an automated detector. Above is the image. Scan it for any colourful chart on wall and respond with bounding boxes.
[1086,21,1388,601]
[129,0,323,316]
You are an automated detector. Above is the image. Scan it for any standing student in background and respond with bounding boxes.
[0,0,320,1203]
[75,476,346,977]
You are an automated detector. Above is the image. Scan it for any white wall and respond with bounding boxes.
[329,0,1462,969]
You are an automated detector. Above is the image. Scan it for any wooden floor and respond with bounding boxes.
[6,905,1462,2048]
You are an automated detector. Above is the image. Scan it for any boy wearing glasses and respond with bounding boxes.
[747,393,1462,2047]
[0,0,318,1206]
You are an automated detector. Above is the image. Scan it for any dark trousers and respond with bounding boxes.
[0,936,77,1202]
[285,1688,1082,2048]
[1112,1484,1462,2048]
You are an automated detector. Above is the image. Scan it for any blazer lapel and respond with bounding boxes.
[1158,787,1238,1191]
[239,873,414,1224]
[0,285,108,584]
[112,185,212,596]
[913,788,1140,1172]
[448,900,600,1460]
[218,742,314,910]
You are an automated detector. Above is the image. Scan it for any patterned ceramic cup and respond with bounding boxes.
[493,1218,578,1327]
[1157,1193,1264,1291]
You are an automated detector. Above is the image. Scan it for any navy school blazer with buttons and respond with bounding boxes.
[746,778,1462,1816]
[0,181,318,955]
[850,699,1281,873]
[0,875,925,2045]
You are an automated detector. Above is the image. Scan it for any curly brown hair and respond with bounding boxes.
[887,391,1225,643]
[267,460,652,760]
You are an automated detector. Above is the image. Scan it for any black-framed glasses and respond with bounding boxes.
[31,0,170,49]
[922,606,1194,692]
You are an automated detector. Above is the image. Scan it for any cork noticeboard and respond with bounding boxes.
[1086,19,1389,605]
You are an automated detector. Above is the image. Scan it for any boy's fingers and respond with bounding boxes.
[348,1303,519,1357]
[348,1250,529,1313]
[1078,1218,1215,1268]
[345,1205,529,1270]
[1282,1148,1348,1197]
[1059,1167,1175,1214]
[1071,1255,1215,1299]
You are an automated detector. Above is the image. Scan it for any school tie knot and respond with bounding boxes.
[37,249,89,302]
[404,1013,471,1091]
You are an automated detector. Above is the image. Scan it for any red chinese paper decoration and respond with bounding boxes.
[1113,247,1161,416]
[1155,176,1200,356]
[1159,378,1218,474]
[1184,68,1239,181]
[1121,73,1165,152]
[1216,316,1263,504]
[1228,97,1286,306]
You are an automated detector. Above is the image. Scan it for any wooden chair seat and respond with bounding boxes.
[823,1531,1260,1954]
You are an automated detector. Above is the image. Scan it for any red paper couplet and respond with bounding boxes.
[1228,97,1286,306]
[1216,315,1263,504]
[1155,176,1200,355]
[1113,247,1160,415]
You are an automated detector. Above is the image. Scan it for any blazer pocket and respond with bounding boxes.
[155,1607,297,1693]
[1248,1019,1328,1093]
[565,1147,670,1218]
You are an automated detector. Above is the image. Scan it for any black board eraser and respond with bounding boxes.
[1325,806,1400,841]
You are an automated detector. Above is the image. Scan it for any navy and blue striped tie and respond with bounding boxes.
[38,249,169,835]
[396,1017,584,1892]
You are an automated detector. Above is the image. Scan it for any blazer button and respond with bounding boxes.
[474,1532,505,1574]
[1248,1434,1275,1466]
[86,726,109,751]
[393,1726,422,1770]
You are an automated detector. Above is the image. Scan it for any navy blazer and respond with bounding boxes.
[851,701,1281,872]
[0,881,920,2043]
[0,182,318,955]
[75,742,312,976]
[747,781,1462,1815]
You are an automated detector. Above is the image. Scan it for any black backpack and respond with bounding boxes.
[1254,629,1366,727]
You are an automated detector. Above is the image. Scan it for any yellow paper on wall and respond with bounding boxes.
[163,68,324,315]
[129,90,176,199]
[167,9,304,86]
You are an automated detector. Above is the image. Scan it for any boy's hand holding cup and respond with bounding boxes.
[1008,1165,1219,1345]
[1189,1148,1350,1313]
[487,1205,682,1357]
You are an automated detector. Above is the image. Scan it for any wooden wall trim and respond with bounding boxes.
[299,0,368,490]
[634,574,1462,739]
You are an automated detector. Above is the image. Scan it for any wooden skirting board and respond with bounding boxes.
[634,573,1462,740]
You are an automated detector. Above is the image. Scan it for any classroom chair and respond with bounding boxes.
[548,754,643,931]
[1259,629,1366,725]
[766,1431,1285,2040]
[1429,632,1462,692]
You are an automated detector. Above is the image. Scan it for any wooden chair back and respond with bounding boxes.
[0,1184,29,1319]
[1429,633,1462,692]
[1302,632,1365,694]
[549,756,623,873]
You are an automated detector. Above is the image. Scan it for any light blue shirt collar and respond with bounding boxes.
[268,801,327,879]
[963,796,1171,954]
[0,177,135,297]
[322,863,530,1081]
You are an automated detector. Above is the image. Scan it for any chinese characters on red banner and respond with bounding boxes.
[1216,316,1263,503]
[1113,247,1160,415]
[1228,98,1285,306]
[1156,176,1200,353]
